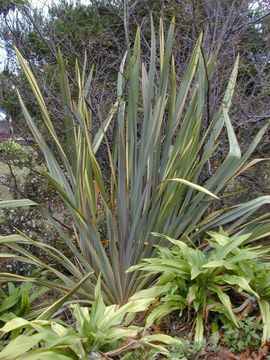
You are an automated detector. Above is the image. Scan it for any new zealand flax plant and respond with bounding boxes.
[0,18,269,305]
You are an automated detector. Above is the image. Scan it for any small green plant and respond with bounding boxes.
[118,339,204,360]
[0,140,27,160]
[129,230,270,343]
[69,277,154,353]
[168,339,205,359]
[0,278,180,359]
[0,139,36,170]
[120,349,144,360]
[222,316,262,353]
[248,262,270,343]
[0,281,49,324]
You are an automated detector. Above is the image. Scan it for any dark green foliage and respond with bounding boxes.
[169,340,205,359]
[222,317,262,353]
[0,282,48,323]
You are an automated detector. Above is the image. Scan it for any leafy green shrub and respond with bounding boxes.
[0,140,27,160]
[222,316,262,353]
[129,230,270,343]
[0,282,49,324]
[0,278,179,359]
[0,140,36,170]
[0,18,269,305]
[246,262,270,343]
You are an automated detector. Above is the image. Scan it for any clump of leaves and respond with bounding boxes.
[0,282,49,324]
[0,140,36,169]
[168,339,205,360]
[0,278,181,359]
[120,349,145,360]
[129,230,270,343]
[240,261,270,343]
[0,140,27,160]
[222,316,262,353]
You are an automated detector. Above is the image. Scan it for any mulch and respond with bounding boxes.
[198,343,270,360]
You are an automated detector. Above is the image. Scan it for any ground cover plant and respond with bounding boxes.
[222,316,263,353]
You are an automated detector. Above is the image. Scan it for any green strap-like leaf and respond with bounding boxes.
[0,333,44,359]
[0,200,37,208]
[164,178,219,199]
[38,272,92,320]
[259,299,270,343]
